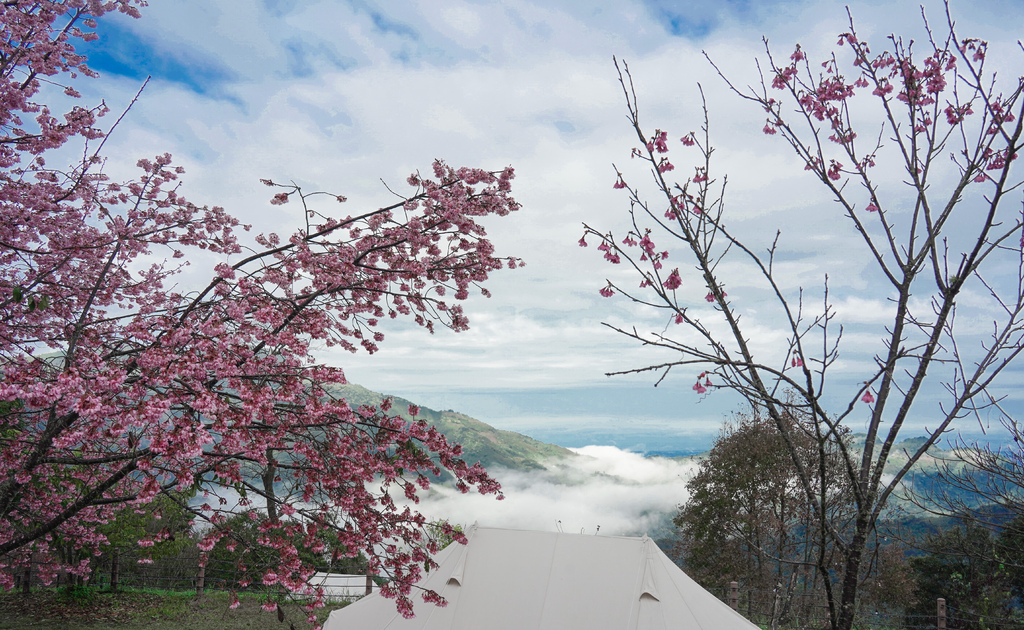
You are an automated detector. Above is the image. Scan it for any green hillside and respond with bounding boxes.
[327,383,574,472]
[847,433,948,473]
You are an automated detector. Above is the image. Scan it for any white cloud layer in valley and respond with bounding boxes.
[192,445,698,545]
[398,446,698,537]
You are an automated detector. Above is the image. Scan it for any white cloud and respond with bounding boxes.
[64,0,1024,441]
[399,445,697,536]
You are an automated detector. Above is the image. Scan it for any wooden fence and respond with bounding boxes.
[719,581,1023,630]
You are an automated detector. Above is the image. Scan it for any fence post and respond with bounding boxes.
[110,548,119,592]
[729,581,739,611]
[937,598,946,630]
[365,573,372,596]
[196,562,205,596]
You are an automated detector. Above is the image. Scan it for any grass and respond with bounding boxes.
[0,587,350,629]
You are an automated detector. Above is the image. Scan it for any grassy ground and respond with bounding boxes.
[0,587,349,629]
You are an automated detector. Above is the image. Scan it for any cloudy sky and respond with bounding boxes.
[71,0,1024,454]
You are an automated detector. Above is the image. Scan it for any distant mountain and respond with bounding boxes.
[847,433,948,474]
[328,383,575,473]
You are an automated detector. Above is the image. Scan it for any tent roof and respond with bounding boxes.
[324,526,757,630]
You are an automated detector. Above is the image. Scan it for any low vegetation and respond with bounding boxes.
[0,588,348,630]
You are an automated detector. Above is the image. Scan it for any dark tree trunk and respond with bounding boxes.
[835,523,867,630]
[263,448,278,523]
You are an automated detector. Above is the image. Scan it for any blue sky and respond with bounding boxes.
[69,0,1024,453]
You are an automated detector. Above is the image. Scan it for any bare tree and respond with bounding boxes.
[582,5,1024,630]
[904,418,1024,580]
[908,422,1024,531]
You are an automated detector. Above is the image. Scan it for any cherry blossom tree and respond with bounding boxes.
[0,1,520,622]
[584,5,1023,630]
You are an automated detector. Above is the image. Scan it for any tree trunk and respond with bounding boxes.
[835,523,867,630]
[263,448,278,523]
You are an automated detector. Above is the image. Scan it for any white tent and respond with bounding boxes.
[324,526,758,630]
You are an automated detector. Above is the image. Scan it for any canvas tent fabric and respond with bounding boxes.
[324,526,758,630]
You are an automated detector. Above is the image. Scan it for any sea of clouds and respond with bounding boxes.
[398,445,699,538]
[195,445,698,542]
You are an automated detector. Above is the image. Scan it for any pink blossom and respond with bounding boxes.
[792,356,803,368]
[578,235,588,247]
[680,133,696,146]
[773,66,798,89]
[598,242,621,264]
[197,536,217,552]
[0,2,519,614]
[639,234,657,256]
[664,269,682,290]
[944,104,974,125]
[647,130,670,154]
[960,39,987,62]
[600,286,615,298]
[861,390,875,404]
[866,203,879,212]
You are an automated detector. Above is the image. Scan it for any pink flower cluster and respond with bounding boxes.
[693,372,712,394]
[0,3,521,619]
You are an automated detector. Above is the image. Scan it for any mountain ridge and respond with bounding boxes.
[327,383,575,473]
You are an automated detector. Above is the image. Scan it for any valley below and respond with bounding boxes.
[330,384,980,554]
